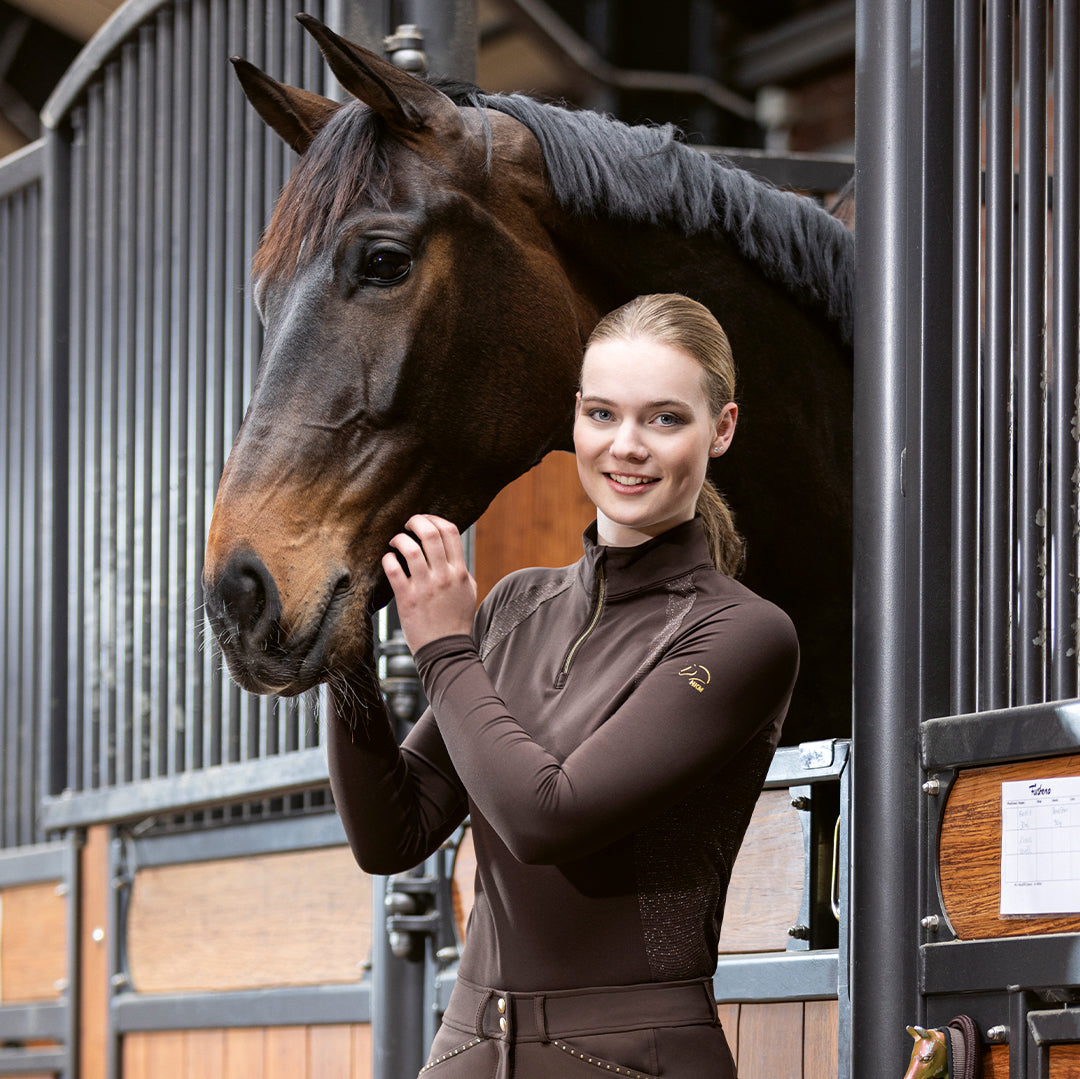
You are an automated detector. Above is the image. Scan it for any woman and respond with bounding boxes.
[329,294,799,1078]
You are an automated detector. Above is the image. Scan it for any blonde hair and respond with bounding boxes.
[584,294,744,575]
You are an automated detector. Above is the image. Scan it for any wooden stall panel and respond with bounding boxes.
[940,755,1080,939]
[736,1001,805,1079]
[473,452,595,598]
[123,1027,373,1079]
[802,1000,838,1079]
[718,790,805,953]
[454,792,805,955]
[127,847,371,993]
[1051,1044,1080,1077]
[0,881,66,1002]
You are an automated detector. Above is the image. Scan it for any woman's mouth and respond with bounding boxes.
[606,472,659,491]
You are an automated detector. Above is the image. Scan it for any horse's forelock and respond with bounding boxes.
[253,103,394,283]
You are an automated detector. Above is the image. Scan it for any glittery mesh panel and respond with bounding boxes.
[634,728,778,981]
[479,576,573,661]
[632,575,696,687]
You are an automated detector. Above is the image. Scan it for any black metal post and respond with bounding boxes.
[851,0,920,1072]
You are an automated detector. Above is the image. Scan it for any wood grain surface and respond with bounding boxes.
[127,847,371,993]
[122,1027,373,1079]
[719,789,805,953]
[81,825,110,1079]
[939,755,1080,939]
[0,880,66,1001]
[473,451,595,599]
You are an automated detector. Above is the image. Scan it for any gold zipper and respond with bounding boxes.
[557,564,606,685]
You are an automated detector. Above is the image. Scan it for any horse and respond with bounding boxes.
[202,14,854,745]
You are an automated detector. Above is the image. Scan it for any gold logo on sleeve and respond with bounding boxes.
[678,664,711,693]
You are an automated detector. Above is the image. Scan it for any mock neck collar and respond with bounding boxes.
[577,517,714,597]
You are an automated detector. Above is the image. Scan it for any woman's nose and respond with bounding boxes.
[610,423,647,459]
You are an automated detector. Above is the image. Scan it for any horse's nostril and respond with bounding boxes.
[213,552,281,646]
[231,568,266,624]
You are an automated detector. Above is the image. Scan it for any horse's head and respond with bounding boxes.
[902,1026,949,1079]
[204,16,592,696]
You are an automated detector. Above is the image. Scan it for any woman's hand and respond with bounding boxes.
[381,515,478,653]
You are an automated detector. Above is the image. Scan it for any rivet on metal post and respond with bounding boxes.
[986,1025,1009,1044]
[788,924,810,940]
[921,914,939,931]
[922,779,941,795]
[791,794,812,811]
[384,24,427,74]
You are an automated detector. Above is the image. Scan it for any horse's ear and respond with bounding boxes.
[296,13,462,138]
[230,57,340,154]
[906,1026,920,1040]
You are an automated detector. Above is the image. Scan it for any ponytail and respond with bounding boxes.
[696,480,745,577]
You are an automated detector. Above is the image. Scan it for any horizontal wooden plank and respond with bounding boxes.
[0,881,66,1002]
[128,848,371,993]
[940,755,1080,939]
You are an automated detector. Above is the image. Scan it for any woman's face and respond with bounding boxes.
[574,335,737,547]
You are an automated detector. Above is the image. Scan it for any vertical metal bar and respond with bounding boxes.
[951,0,981,716]
[1,192,17,846]
[851,0,919,1071]
[22,181,42,844]
[152,8,173,780]
[1015,0,1048,705]
[206,0,228,769]
[981,0,1015,711]
[132,26,154,784]
[1050,0,1080,700]
[170,2,191,778]
[118,42,138,788]
[87,80,105,792]
[68,108,87,797]
[40,147,68,835]
[190,0,210,772]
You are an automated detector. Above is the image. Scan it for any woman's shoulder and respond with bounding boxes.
[692,568,799,649]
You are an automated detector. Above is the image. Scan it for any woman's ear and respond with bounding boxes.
[712,402,738,456]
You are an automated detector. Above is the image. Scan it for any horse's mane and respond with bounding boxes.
[256,85,854,343]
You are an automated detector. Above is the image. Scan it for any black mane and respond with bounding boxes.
[257,85,854,343]
[463,89,854,343]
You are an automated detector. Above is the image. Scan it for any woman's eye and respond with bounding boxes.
[655,413,682,426]
[364,248,412,283]
[589,408,613,422]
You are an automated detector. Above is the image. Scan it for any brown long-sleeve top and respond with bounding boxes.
[329,518,798,991]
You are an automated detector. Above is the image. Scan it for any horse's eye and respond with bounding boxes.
[364,248,411,284]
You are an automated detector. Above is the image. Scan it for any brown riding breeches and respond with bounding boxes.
[418,975,737,1079]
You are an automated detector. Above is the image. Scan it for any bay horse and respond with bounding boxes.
[203,14,854,744]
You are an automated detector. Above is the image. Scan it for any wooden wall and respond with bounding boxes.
[122,1026,371,1079]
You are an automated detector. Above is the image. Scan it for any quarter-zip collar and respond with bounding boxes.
[576,517,714,601]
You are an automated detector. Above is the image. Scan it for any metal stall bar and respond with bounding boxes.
[1014,0,1048,706]
[1049,0,1080,701]
[950,0,982,718]
[851,0,920,1069]
[981,0,1015,712]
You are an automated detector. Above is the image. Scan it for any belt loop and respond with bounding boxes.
[475,989,494,1038]
[533,994,550,1044]
[701,978,720,1025]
